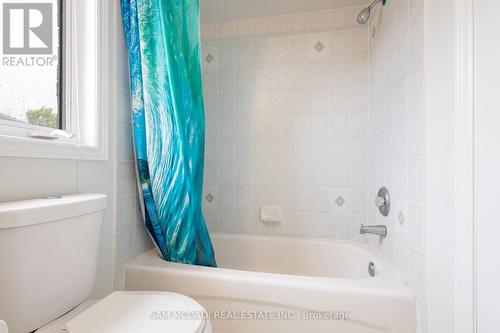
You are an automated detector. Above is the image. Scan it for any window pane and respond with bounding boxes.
[0,0,62,129]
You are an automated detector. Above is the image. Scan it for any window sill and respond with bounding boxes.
[0,133,108,160]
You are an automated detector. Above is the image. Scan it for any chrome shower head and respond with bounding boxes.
[356,0,385,25]
[356,7,371,24]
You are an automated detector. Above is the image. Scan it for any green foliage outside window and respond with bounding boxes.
[26,107,57,128]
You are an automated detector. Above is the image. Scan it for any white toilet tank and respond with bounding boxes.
[0,194,107,333]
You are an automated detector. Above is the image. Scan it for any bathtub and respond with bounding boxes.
[124,233,416,333]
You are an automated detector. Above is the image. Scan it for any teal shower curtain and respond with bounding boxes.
[120,0,216,267]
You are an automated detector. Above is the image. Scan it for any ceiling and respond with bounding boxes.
[200,0,370,24]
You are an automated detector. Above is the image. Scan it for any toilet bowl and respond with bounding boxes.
[36,291,211,333]
[0,194,211,333]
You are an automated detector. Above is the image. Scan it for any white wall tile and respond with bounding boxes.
[310,189,330,213]
[289,13,310,33]
[233,21,252,41]
[273,212,291,236]
[290,36,309,63]
[291,213,310,237]
[328,8,352,30]
[367,1,426,331]
[204,94,218,118]
[202,71,218,94]
[409,203,425,252]
[201,8,371,243]
[251,18,270,36]
[201,24,217,41]
[309,10,331,30]
[117,161,136,198]
[330,31,351,59]
[219,42,236,67]
[309,214,334,238]
[269,15,289,34]
[218,210,236,233]
[217,22,235,40]
[203,208,219,232]
[234,209,253,234]
[117,196,134,233]
[350,28,369,57]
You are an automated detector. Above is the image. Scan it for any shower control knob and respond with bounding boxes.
[374,196,385,207]
[374,187,390,217]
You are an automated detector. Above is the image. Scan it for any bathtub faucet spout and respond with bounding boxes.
[359,224,387,237]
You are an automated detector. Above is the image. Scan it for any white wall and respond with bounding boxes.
[0,148,115,299]
[475,1,500,331]
[367,0,426,331]
[425,0,468,331]
[200,6,371,240]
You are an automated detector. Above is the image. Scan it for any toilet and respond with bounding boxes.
[0,194,211,333]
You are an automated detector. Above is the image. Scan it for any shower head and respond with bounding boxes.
[356,0,386,25]
[356,7,371,24]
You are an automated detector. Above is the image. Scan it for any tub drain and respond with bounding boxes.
[368,261,376,277]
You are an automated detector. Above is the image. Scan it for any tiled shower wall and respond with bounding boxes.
[367,0,426,331]
[115,1,152,290]
[200,6,370,239]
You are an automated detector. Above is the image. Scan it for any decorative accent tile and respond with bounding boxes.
[205,193,214,203]
[205,53,214,63]
[314,41,325,53]
[309,33,330,60]
[399,211,405,224]
[335,196,346,207]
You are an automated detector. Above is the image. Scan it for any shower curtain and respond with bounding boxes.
[120,0,216,267]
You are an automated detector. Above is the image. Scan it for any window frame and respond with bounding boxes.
[0,0,112,160]
[58,0,65,130]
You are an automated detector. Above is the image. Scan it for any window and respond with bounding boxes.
[0,0,63,130]
[0,0,112,160]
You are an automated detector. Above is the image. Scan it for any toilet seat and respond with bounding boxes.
[65,291,210,333]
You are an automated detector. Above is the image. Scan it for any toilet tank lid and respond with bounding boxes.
[0,194,107,229]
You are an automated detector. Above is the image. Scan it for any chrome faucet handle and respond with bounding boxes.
[374,196,386,207]
[375,187,390,216]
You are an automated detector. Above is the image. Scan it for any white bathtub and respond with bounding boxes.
[124,233,416,333]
